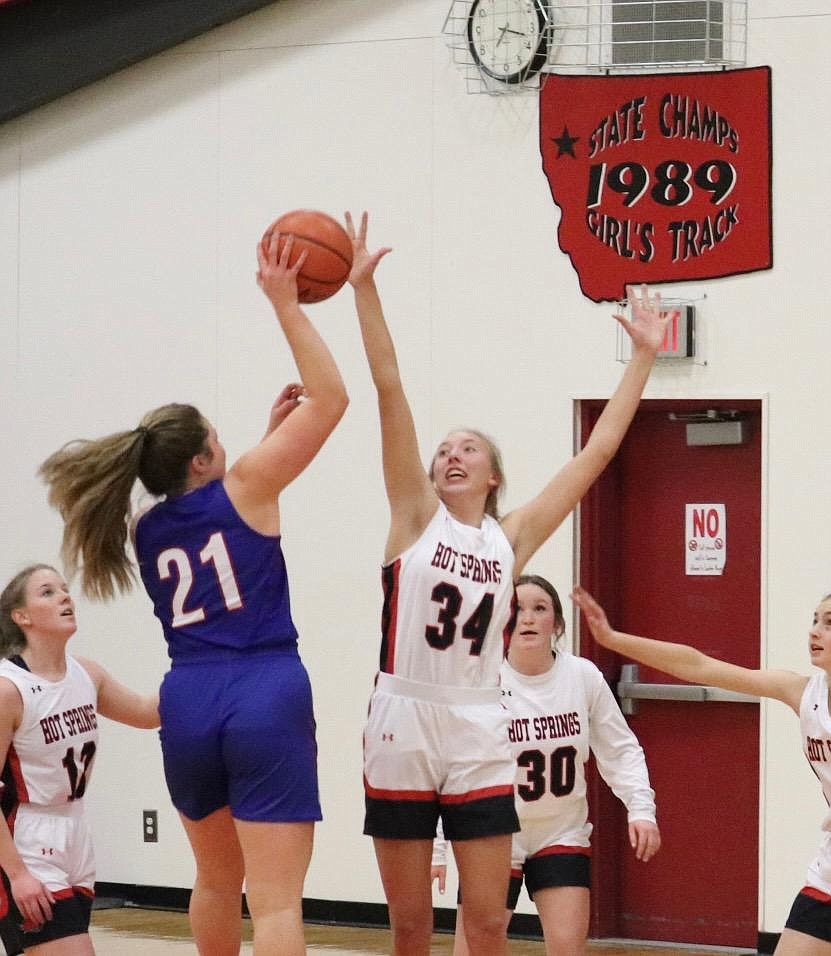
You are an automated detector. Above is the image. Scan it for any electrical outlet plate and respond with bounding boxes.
[143,809,158,843]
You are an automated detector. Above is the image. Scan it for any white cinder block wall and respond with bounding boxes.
[0,0,828,934]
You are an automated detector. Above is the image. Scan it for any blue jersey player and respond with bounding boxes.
[39,231,349,956]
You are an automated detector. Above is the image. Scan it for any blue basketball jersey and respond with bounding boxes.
[134,480,298,663]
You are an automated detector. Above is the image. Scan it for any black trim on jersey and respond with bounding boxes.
[379,564,397,673]
[0,656,29,825]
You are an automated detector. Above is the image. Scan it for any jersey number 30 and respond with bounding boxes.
[517,746,577,801]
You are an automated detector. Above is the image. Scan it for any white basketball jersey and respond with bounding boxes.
[0,655,98,809]
[800,672,831,894]
[379,502,515,687]
[501,652,656,844]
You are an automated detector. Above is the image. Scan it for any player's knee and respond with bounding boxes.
[544,930,584,956]
[460,909,506,949]
[194,864,244,896]
[390,907,433,951]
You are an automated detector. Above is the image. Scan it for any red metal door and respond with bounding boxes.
[579,399,761,948]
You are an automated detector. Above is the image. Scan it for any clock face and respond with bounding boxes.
[466,0,549,84]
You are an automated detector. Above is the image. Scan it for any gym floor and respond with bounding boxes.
[88,907,756,954]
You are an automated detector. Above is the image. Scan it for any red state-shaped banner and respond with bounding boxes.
[539,66,772,302]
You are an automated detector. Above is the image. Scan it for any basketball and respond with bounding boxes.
[264,210,354,303]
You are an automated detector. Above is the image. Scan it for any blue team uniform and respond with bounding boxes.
[134,479,320,823]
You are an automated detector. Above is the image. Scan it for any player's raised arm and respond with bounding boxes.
[571,585,807,713]
[346,210,437,560]
[228,232,348,512]
[503,286,673,576]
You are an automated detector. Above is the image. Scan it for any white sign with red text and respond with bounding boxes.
[685,504,726,576]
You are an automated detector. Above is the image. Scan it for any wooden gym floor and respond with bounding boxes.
[88,907,756,954]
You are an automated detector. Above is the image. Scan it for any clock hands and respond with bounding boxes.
[496,23,527,47]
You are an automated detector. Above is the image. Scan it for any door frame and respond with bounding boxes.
[572,391,769,943]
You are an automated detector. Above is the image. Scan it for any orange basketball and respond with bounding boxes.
[264,210,353,304]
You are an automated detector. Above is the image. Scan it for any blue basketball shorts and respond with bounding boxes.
[159,651,321,823]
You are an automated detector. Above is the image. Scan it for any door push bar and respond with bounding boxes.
[617,663,760,716]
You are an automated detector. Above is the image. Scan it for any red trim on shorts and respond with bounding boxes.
[52,889,75,901]
[801,886,831,903]
[363,776,437,802]
[440,784,514,805]
[531,844,592,859]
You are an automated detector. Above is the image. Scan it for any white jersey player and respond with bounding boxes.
[348,208,671,956]
[0,565,158,954]
[435,576,660,956]
[573,584,831,956]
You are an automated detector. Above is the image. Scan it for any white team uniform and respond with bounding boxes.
[799,672,831,898]
[378,502,515,687]
[365,503,518,838]
[0,655,98,897]
[502,652,655,867]
[433,651,655,872]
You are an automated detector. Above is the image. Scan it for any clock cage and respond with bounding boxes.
[443,1,748,95]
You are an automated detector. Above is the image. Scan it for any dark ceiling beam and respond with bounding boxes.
[0,0,279,125]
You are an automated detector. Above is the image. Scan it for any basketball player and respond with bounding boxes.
[345,209,672,956]
[433,575,660,956]
[0,564,159,954]
[572,585,831,956]
[38,232,348,956]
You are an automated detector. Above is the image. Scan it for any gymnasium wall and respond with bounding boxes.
[0,0,828,935]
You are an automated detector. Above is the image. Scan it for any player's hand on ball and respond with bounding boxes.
[257,231,307,310]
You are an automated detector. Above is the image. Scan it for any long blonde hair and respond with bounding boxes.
[39,403,209,600]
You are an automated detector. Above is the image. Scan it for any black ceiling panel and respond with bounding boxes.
[0,0,279,124]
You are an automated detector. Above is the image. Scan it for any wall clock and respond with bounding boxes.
[466,0,551,86]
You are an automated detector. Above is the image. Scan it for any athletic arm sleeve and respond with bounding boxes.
[585,662,657,824]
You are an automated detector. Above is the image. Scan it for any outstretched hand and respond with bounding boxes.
[345,211,392,288]
[257,229,308,311]
[263,383,305,440]
[570,586,615,648]
[613,284,678,356]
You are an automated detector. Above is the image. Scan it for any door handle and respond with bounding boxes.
[617,663,759,715]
